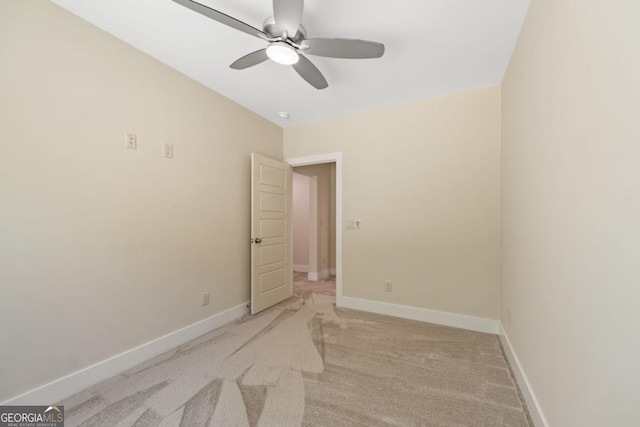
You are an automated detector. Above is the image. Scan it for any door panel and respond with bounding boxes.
[260,219,285,238]
[260,244,285,266]
[259,192,286,212]
[260,165,286,187]
[260,268,286,293]
[251,153,292,314]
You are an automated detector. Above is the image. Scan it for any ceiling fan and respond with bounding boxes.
[172,0,385,89]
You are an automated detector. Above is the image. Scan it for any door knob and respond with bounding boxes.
[254,238,262,244]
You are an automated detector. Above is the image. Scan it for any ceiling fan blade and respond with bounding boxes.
[273,0,304,37]
[304,38,385,59]
[230,49,269,70]
[292,55,328,90]
[172,0,266,39]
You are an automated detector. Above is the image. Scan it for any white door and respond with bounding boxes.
[251,153,292,314]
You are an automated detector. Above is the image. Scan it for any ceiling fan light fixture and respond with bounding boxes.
[172,0,384,89]
[266,42,299,65]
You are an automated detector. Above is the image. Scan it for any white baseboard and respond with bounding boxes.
[2,301,250,406]
[339,296,499,335]
[293,264,309,273]
[329,268,336,276]
[499,325,549,427]
[308,269,330,281]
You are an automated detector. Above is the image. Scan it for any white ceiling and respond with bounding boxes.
[50,0,530,127]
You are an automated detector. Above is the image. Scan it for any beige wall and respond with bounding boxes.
[284,86,501,319]
[501,1,640,426]
[0,1,282,402]
[292,173,310,267]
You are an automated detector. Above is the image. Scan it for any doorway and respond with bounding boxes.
[292,166,335,300]
[287,153,343,306]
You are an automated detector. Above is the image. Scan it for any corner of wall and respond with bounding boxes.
[499,325,549,427]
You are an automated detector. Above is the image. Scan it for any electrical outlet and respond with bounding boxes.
[385,280,392,292]
[202,292,210,306]
[125,133,137,150]
[163,143,173,159]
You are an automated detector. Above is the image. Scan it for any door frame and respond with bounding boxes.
[286,153,343,307]
[308,175,318,279]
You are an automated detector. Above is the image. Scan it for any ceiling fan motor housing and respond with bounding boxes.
[262,17,306,42]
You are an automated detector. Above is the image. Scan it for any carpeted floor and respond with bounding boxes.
[292,271,336,300]
[59,274,532,426]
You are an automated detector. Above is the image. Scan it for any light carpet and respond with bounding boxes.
[59,275,531,426]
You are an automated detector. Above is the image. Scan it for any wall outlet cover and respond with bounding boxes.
[125,133,137,150]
